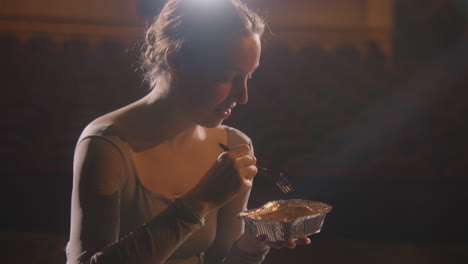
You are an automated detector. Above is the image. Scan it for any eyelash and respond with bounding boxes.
[219,74,253,83]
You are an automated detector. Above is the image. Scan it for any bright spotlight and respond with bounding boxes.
[188,0,225,8]
[194,0,219,4]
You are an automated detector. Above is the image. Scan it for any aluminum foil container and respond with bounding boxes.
[238,199,332,241]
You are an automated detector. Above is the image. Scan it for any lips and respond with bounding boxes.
[215,102,236,118]
[215,107,232,118]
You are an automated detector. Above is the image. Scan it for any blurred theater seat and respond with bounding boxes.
[2,233,467,264]
[263,239,468,264]
[1,232,67,264]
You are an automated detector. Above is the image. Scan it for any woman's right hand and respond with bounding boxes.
[183,144,257,216]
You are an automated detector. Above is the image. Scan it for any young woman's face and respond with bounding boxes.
[178,34,261,128]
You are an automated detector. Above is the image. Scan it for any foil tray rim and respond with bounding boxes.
[238,199,332,223]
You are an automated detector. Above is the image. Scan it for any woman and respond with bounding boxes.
[67,0,309,263]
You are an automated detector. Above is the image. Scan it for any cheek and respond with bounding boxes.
[195,82,232,105]
[211,83,232,99]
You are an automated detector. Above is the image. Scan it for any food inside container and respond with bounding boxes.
[239,199,332,241]
[257,205,320,222]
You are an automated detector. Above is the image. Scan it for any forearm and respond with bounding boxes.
[71,198,205,264]
[203,181,269,264]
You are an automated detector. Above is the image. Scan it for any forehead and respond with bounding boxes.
[224,35,261,70]
[199,34,261,72]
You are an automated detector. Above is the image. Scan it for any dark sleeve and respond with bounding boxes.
[67,137,204,264]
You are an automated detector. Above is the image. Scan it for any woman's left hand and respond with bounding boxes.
[236,230,311,253]
[262,235,311,249]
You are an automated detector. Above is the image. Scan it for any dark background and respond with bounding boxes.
[1,0,468,263]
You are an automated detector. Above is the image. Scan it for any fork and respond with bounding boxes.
[218,143,295,195]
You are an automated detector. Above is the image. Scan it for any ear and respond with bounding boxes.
[165,48,180,77]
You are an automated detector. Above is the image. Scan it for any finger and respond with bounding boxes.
[225,144,252,158]
[217,154,256,175]
[286,240,296,249]
[295,236,311,245]
[240,165,258,181]
[215,152,236,173]
[234,155,257,169]
[265,241,284,249]
[217,144,251,166]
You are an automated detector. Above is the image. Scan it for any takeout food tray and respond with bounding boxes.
[238,199,332,241]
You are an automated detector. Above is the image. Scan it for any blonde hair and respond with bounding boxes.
[141,0,265,89]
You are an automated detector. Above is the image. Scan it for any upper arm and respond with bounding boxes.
[204,127,255,262]
[196,126,256,262]
[67,137,127,263]
[224,126,254,155]
[203,186,252,263]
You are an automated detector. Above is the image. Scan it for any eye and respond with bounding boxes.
[214,72,234,83]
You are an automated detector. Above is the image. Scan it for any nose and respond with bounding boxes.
[233,79,248,104]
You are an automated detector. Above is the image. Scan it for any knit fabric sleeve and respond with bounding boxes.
[67,137,204,264]
[202,126,270,264]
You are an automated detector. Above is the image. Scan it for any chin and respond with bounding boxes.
[199,119,224,128]
[193,110,228,128]
[196,115,225,128]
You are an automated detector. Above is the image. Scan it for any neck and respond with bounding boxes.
[121,75,205,151]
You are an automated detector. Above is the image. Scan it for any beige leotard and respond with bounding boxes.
[66,124,268,264]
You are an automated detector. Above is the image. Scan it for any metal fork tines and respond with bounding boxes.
[257,166,294,194]
[276,172,294,194]
[218,143,295,195]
